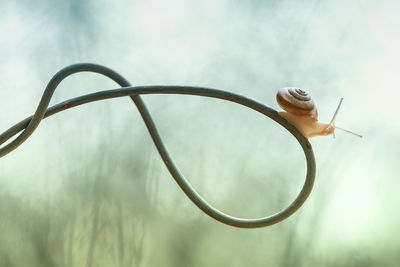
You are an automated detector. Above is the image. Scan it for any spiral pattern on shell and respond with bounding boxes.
[276,87,316,116]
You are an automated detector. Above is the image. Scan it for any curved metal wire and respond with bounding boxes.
[0,63,316,228]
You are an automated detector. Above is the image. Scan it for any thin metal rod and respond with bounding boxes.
[0,63,316,228]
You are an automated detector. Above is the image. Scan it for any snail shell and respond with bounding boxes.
[276,87,331,138]
[276,87,317,119]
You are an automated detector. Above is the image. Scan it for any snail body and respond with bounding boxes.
[276,87,360,139]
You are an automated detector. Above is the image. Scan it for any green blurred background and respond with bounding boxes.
[0,0,398,266]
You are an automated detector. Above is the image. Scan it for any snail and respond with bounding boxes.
[276,87,362,139]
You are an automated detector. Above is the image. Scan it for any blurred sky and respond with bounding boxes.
[0,0,399,266]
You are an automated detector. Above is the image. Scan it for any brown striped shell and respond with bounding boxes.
[276,87,318,118]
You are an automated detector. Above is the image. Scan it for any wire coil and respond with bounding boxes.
[0,63,316,228]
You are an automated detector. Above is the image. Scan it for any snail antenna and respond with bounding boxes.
[335,126,363,138]
[329,97,362,138]
[329,97,343,126]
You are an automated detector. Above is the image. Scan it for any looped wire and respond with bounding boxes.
[0,63,316,228]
